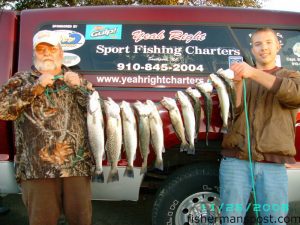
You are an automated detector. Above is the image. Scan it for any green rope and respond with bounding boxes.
[43,75,91,105]
[44,75,68,106]
[78,86,92,96]
[45,85,69,105]
[243,79,259,222]
[53,75,64,80]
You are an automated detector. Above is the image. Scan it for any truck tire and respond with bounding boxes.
[152,163,220,225]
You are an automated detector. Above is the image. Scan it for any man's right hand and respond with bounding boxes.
[38,74,55,87]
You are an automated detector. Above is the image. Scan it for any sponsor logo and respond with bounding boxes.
[85,24,122,40]
[228,55,243,67]
[293,43,300,57]
[56,30,85,51]
[63,52,81,67]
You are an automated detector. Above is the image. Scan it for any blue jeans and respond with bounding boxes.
[219,157,288,225]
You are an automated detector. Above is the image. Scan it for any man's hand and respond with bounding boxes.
[64,71,81,88]
[38,74,55,87]
[230,62,256,80]
[230,61,277,90]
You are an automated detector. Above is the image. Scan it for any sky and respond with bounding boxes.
[263,0,300,12]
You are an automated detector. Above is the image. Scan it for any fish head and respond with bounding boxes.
[209,73,223,88]
[176,91,189,105]
[133,101,151,116]
[133,100,142,111]
[186,87,201,98]
[209,73,224,87]
[221,69,235,80]
[145,100,156,113]
[160,97,176,110]
[216,68,224,75]
[120,100,130,110]
[120,101,134,121]
[146,100,159,117]
[104,98,120,117]
[217,68,235,80]
[145,100,155,108]
[88,91,100,113]
[133,101,143,115]
[185,87,193,94]
[191,88,201,98]
[196,81,213,93]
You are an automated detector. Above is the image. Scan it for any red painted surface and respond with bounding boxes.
[1,6,300,165]
[0,11,17,161]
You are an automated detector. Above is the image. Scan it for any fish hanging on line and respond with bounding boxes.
[133,101,151,175]
[104,97,122,183]
[120,101,138,178]
[185,87,202,142]
[176,91,196,155]
[160,97,189,152]
[209,73,230,133]
[87,91,105,183]
[146,100,165,171]
[195,81,213,146]
[217,68,236,125]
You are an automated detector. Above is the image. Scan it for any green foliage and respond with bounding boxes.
[0,0,263,10]
[207,0,262,7]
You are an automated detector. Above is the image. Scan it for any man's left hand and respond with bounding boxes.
[230,62,256,79]
[64,71,81,87]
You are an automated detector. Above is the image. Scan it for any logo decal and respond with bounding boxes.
[63,52,81,67]
[56,30,85,51]
[85,24,122,40]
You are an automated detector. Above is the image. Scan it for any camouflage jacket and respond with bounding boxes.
[0,66,94,182]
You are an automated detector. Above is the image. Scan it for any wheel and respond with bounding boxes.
[152,163,220,225]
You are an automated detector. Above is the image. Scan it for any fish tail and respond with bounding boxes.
[187,144,195,155]
[194,127,199,143]
[195,112,201,141]
[180,142,189,152]
[107,167,119,183]
[123,166,134,178]
[230,107,235,125]
[206,132,209,146]
[92,171,104,183]
[154,159,164,171]
[221,125,228,134]
[205,117,210,146]
[140,161,148,175]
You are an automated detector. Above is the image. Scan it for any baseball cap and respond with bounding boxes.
[33,30,61,48]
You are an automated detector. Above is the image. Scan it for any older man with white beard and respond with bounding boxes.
[0,30,94,225]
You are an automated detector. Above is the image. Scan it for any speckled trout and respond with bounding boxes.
[87,91,105,183]
[160,97,189,152]
[217,68,236,124]
[120,101,137,178]
[209,73,230,133]
[176,91,196,155]
[146,100,164,170]
[104,97,122,183]
[133,101,151,175]
[185,87,201,141]
[195,81,213,146]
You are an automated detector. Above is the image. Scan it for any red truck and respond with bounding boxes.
[0,6,300,225]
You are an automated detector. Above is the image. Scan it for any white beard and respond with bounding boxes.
[34,59,59,72]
